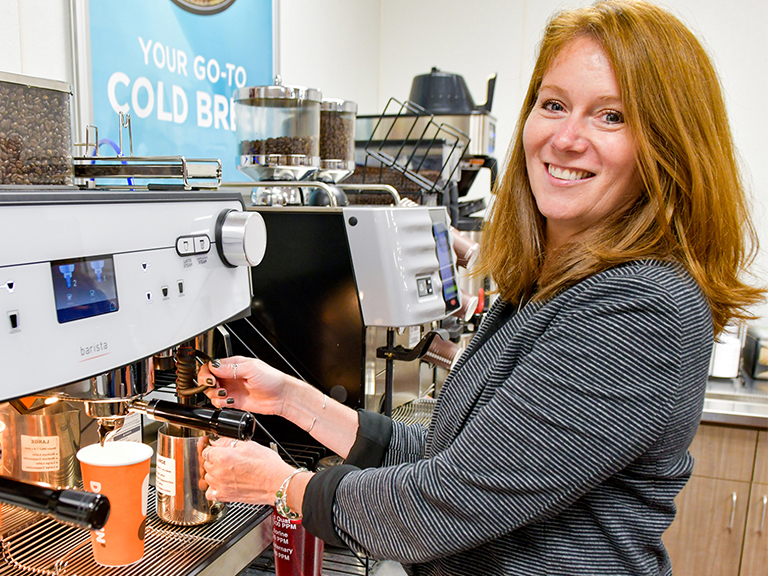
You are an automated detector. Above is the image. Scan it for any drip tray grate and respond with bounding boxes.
[0,488,270,576]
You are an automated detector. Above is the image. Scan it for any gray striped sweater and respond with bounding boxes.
[303,259,713,575]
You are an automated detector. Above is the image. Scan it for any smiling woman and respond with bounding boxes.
[194,3,765,575]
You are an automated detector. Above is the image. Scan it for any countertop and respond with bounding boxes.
[702,377,768,429]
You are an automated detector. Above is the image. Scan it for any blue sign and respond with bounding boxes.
[89,0,273,182]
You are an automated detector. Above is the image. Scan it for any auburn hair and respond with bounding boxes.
[474,0,763,335]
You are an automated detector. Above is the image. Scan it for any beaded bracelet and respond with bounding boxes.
[275,467,309,519]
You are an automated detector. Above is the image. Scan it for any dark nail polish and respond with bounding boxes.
[212,359,221,368]
[226,398,235,404]
[206,378,214,385]
[217,390,227,397]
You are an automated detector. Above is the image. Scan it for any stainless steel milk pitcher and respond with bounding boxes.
[155,423,225,526]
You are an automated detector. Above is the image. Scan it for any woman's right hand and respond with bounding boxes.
[199,356,294,417]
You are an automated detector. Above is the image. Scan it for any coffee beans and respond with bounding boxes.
[346,165,442,193]
[319,111,354,162]
[240,135,319,157]
[0,82,73,185]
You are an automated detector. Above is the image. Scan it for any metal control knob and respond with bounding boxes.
[215,209,267,267]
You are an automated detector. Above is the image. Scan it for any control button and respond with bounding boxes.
[194,235,211,254]
[176,236,195,256]
[417,277,433,297]
[162,285,169,298]
[5,281,14,293]
[178,280,185,296]
[8,311,19,332]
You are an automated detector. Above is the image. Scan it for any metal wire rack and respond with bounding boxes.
[351,98,470,202]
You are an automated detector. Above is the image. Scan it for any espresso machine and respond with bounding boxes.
[0,184,275,575]
[0,185,265,423]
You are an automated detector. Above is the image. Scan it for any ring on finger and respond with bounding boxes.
[232,363,238,379]
[211,489,218,501]
[231,439,238,448]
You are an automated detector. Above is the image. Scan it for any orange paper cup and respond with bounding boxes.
[76,441,153,566]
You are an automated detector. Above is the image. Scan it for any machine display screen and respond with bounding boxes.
[432,223,461,314]
[51,255,119,323]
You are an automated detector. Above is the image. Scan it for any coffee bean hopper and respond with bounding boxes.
[304,98,358,207]
[314,99,357,185]
[234,76,322,207]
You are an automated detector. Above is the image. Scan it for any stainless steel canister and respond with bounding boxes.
[155,423,225,526]
[0,401,81,489]
[234,77,322,184]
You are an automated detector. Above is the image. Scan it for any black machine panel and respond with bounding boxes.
[226,209,366,414]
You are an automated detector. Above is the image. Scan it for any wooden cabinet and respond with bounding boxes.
[686,425,757,481]
[664,424,768,576]
[740,483,768,576]
[755,431,768,483]
[664,476,749,576]
[742,432,768,575]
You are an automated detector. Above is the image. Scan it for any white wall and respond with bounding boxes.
[3,0,768,318]
[0,0,73,82]
[278,0,381,115]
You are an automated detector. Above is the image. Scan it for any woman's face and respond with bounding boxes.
[523,36,642,250]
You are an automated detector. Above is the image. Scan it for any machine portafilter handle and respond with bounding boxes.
[132,398,256,441]
[0,476,110,531]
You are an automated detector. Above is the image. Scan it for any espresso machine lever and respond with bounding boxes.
[376,329,449,363]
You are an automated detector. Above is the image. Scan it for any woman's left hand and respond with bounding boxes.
[201,438,295,506]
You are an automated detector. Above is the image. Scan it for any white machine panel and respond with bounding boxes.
[343,205,460,327]
[0,191,258,401]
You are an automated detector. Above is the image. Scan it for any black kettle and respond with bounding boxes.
[409,67,496,115]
